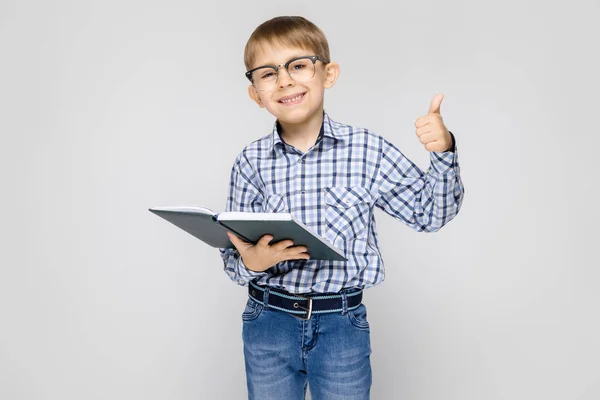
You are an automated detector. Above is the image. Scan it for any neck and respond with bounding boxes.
[278,109,324,152]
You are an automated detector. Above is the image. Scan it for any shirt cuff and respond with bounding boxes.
[235,255,265,283]
[429,131,459,175]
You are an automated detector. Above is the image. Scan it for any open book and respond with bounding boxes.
[149,205,347,261]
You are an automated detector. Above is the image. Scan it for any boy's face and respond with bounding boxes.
[247,41,339,126]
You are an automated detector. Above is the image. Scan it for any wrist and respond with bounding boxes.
[241,256,266,272]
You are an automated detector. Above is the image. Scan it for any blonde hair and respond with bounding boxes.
[244,16,331,70]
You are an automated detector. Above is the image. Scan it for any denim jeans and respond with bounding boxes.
[241,289,372,400]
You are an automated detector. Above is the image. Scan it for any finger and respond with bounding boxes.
[281,252,311,261]
[424,141,444,152]
[418,132,437,144]
[227,231,250,242]
[414,117,431,129]
[416,127,433,137]
[272,239,295,251]
[257,234,274,247]
[428,93,444,115]
[288,245,308,253]
[226,231,250,250]
[416,114,444,129]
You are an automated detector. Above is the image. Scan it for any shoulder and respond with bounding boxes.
[230,130,273,169]
[328,117,387,148]
[329,117,409,167]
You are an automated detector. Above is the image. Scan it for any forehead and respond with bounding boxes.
[251,40,313,68]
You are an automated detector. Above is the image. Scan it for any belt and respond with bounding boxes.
[248,280,363,320]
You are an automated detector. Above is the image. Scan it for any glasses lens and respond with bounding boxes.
[288,58,315,82]
[251,67,277,91]
[250,58,316,91]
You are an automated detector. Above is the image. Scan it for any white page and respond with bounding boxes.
[217,212,292,221]
[150,205,216,215]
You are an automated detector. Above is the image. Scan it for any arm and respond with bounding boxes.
[374,134,464,232]
[219,158,267,285]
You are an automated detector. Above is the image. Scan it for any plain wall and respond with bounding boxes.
[1,0,599,399]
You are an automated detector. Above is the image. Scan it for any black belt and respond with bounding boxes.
[248,280,363,320]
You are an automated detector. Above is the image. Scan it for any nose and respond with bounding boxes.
[277,67,295,88]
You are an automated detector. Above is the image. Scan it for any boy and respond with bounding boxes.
[219,16,464,400]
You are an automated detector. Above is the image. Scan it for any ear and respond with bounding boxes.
[247,85,264,108]
[323,62,340,89]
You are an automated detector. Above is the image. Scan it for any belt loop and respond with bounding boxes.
[263,286,270,310]
[341,290,348,315]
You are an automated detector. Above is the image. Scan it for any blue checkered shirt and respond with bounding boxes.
[219,112,464,294]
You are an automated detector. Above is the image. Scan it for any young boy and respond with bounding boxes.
[219,16,464,400]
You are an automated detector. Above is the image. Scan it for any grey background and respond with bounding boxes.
[1,0,599,399]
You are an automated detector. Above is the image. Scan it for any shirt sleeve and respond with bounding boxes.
[374,133,464,232]
[218,157,267,285]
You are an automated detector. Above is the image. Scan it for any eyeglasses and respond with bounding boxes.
[245,55,326,91]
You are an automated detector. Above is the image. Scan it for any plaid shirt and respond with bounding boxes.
[219,111,464,294]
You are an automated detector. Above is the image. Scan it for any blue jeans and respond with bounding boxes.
[241,289,372,400]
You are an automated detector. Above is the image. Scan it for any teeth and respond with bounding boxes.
[281,94,304,103]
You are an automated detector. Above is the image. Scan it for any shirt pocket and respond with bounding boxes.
[263,193,287,213]
[324,186,372,242]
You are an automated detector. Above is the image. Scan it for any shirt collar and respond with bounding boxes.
[269,111,345,152]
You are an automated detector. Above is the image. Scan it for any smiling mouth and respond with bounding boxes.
[278,93,306,104]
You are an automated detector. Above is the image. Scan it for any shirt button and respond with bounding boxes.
[301,159,305,164]
[301,190,306,195]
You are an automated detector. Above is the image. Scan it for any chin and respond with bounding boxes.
[273,106,320,125]
[278,114,310,125]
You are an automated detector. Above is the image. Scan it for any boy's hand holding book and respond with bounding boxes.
[149,206,346,261]
[226,232,311,272]
[415,93,454,152]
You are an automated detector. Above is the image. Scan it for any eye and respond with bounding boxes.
[260,71,275,79]
[289,59,311,71]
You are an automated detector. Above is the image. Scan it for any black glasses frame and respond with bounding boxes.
[245,55,326,85]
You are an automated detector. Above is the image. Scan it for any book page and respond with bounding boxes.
[217,212,292,221]
[149,205,215,215]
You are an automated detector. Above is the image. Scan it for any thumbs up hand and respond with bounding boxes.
[414,93,453,152]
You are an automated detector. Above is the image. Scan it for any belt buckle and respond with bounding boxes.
[292,295,313,320]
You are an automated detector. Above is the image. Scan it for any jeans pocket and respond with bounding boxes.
[242,298,263,322]
[348,303,370,330]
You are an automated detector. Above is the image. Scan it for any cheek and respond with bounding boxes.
[263,96,278,110]
[307,84,326,102]
[256,93,273,109]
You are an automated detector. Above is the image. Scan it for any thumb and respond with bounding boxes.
[428,93,444,115]
[226,231,251,250]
